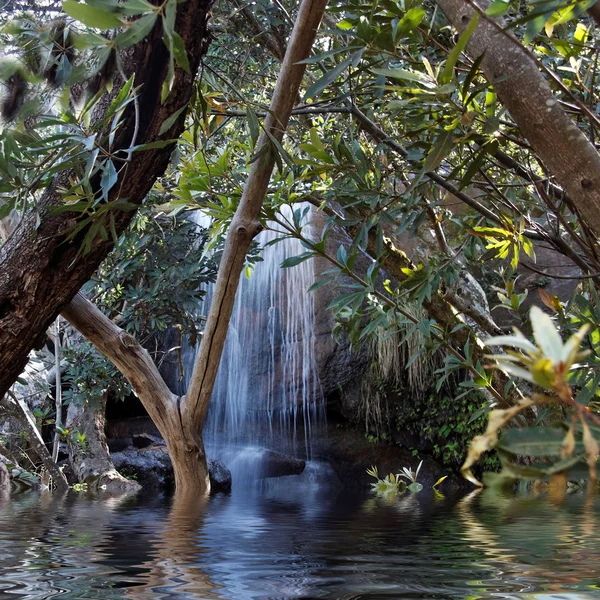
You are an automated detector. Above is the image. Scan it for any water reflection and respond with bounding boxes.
[2,482,600,598]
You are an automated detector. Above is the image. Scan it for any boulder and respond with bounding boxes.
[111,447,232,493]
[207,459,232,493]
[256,449,305,479]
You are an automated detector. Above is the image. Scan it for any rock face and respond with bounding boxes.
[111,446,232,493]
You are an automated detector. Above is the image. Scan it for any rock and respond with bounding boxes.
[112,447,174,490]
[111,447,232,493]
[105,416,161,440]
[312,423,473,494]
[207,459,232,493]
[132,433,165,449]
[256,449,305,479]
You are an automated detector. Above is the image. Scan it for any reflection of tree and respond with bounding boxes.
[126,493,219,599]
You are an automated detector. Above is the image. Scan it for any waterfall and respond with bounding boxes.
[183,207,325,483]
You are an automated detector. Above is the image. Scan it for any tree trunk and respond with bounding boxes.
[0,0,213,400]
[184,0,329,435]
[65,390,141,493]
[434,0,600,238]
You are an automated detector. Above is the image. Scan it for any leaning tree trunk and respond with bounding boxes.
[65,390,141,493]
[435,0,600,239]
[183,0,329,445]
[0,0,213,400]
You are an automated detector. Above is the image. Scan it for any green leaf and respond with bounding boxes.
[487,0,510,16]
[371,67,430,84]
[281,252,314,268]
[114,13,157,48]
[62,1,123,29]
[120,0,155,15]
[100,160,118,197]
[423,128,454,172]
[171,31,190,73]
[440,13,479,85]
[246,107,260,147]
[304,54,355,101]
[158,103,188,135]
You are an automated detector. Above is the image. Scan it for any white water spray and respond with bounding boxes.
[184,207,325,483]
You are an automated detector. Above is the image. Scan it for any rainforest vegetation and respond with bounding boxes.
[1,0,600,506]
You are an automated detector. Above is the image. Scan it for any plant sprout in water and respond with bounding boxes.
[367,463,447,497]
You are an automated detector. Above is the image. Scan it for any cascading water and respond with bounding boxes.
[183,207,326,485]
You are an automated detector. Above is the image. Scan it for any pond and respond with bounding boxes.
[1,471,599,599]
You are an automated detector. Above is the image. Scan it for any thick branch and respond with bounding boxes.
[61,293,176,435]
[435,0,600,238]
[184,0,329,430]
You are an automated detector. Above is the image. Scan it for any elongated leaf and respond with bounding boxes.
[172,31,190,73]
[371,67,429,84]
[423,128,454,172]
[63,1,123,29]
[281,252,314,268]
[246,107,260,147]
[441,14,479,84]
[304,54,354,101]
[530,305,562,362]
[159,103,188,135]
[114,13,157,48]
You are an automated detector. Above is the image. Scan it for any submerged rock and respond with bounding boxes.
[111,447,232,493]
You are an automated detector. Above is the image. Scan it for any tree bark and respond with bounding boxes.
[65,390,141,493]
[588,1,600,27]
[184,0,329,436]
[0,0,213,400]
[434,0,600,238]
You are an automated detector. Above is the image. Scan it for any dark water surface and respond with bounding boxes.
[1,475,600,599]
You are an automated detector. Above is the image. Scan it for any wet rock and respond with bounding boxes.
[256,450,305,479]
[208,459,232,493]
[111,447,232,493]
[112,447,174,490]
[312,423,475,493]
